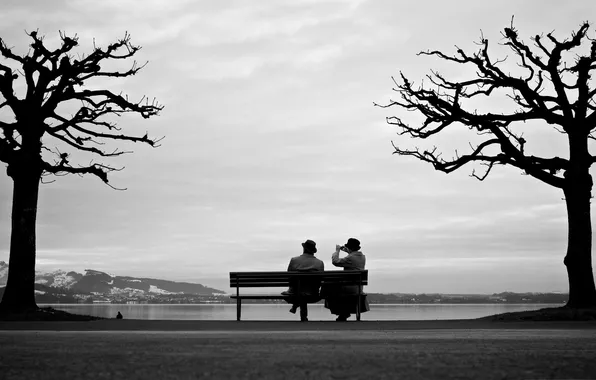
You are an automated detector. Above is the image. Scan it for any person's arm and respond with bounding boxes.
[332,245,352,267]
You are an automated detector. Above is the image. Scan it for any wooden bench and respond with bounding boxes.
[229,270,368,321]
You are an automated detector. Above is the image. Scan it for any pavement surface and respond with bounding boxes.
[1,320,595,379]
[2,319,596,331]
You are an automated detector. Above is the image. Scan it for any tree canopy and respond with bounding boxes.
[375,21,596,187]
[0,31,163,186]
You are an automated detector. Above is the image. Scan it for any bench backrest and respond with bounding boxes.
[229,270,368,288]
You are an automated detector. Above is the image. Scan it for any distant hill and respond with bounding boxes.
[0,261,225,297]
[0,261,569,305]
[0,283,78,304]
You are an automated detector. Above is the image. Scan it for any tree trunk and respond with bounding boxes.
[0,161,42,313]
[563,171,596,308]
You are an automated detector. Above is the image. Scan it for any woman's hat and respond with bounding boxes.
[302,239,317,253]
[345,238,361,251]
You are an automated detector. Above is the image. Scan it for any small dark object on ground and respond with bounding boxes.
[0,307,103,321]
[116,311,123,319]
[480,306,596,322]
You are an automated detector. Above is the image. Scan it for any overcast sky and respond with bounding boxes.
[1,0,593,294]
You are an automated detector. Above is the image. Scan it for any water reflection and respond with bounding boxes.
[41,303,561,321]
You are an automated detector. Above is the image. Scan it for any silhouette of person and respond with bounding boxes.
[116,311,123,319]
[323,238,370,321]
[281,239,324,321]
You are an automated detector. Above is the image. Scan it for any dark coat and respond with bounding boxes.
[286,253,324,296]
[324,250,369,316]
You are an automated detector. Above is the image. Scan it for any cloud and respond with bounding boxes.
[1,0,594,294]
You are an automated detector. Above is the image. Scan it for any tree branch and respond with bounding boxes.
[0,30,163,186]
[42,159,126,189]
[377,21,591,189]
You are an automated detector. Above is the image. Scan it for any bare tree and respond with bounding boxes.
[375,21,596,308]
[0,31,163,313]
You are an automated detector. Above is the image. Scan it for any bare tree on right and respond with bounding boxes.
[376,21,596,308]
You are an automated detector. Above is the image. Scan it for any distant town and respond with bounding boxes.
[16,285,569,305]
[0,263,569,305]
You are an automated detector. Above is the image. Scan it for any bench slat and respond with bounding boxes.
[231,270,366,274]
[230,281,368,288]
[229,295,288,299]
[229,277,368,282]
[230,271,367,279]
[229,271,337,275]
[229,277,295,282]
[229,282,292,287]
[230,270,367,278]
[230,275,367,281]
[230,294,368,299]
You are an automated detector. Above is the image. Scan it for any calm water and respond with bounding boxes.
[41,303,562,321]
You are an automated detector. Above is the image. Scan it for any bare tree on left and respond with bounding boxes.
[0,31,163,313]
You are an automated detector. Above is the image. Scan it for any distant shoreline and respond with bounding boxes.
[1,283,570,304]
[39,301,565,305]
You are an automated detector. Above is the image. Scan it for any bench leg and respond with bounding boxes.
[356,294,361,321]
[236,298,241,321]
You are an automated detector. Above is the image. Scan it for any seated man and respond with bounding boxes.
[281,239,325,321]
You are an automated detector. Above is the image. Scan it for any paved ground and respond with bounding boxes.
[2,319,596,331]
[1,321,595,379]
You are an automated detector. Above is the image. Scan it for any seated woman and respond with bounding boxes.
[323,238,369,321]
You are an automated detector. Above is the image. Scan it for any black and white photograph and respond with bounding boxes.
[1,1,595,379]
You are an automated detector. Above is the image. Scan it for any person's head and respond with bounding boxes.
[342,238,361,253]
[302,239,317,255]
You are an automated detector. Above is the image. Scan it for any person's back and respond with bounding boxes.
[287,244,325,295]
[282,239,324,321]
[288,253,325,272]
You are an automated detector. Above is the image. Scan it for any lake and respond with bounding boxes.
[40,303,562,321]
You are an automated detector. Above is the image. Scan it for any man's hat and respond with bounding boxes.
[302,239,317,253]
[345,238,361,251]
